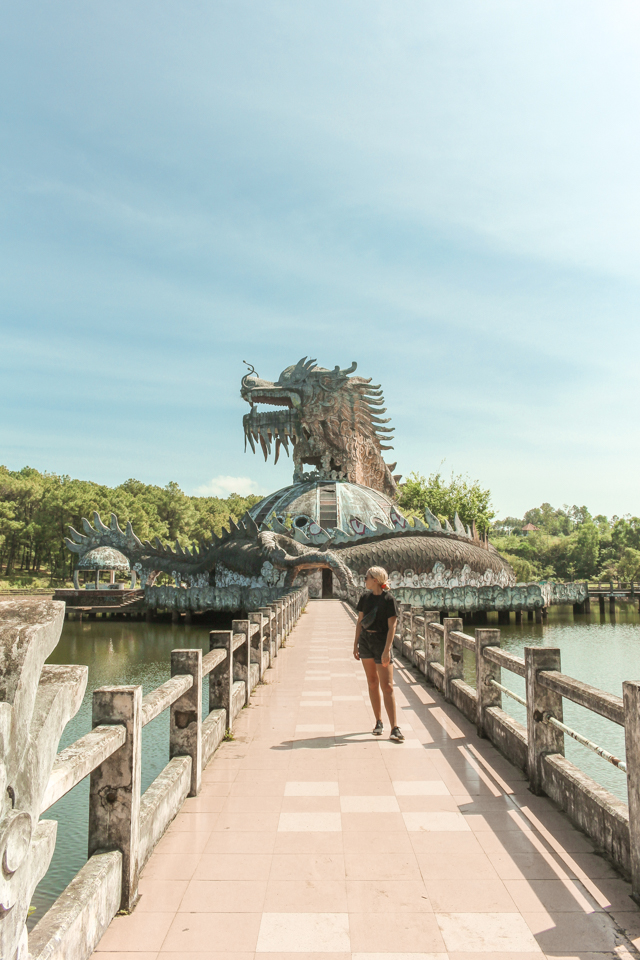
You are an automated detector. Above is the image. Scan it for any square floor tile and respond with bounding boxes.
[285,781,339,796]
[95,912,173,952]
[349,912,445,953]
[162,911,262,952]
[340,796,400,813]
[178,879,267,912]
[263,879,347,912]
[436,912,542,952]
[256,912,350,952]
[278,812,342,832]
[425,878,518,913]
[393,781,450,796]
[346,879,433,913]
[404,811,470,832]
[296,725,335,733]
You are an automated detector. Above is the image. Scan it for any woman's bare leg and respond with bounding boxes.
[376,662,397,728]
[361,657,382,721]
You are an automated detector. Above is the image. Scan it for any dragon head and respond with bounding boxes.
[241,358,400,497]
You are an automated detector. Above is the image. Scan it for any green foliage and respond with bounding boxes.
[397,470,495,534]
[492,502,640,582]
[0,465,262,585]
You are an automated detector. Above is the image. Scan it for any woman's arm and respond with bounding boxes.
[353,611,364,660]
[381,615,398,666]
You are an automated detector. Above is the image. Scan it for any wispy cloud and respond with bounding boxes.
[194,476,263,498]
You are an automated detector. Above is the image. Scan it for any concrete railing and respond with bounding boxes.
[395,602,640,903]
[0,586,308,960]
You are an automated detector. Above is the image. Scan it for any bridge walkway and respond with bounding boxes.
[93,599,640,959]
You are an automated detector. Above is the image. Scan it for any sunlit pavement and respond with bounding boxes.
[93,599,640,959]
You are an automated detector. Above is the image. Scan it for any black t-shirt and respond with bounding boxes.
[357,590,398,640]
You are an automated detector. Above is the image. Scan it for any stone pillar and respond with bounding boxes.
[476,628,501,738]
[259,607,274,667]
[210,629,233,731]
[623,681,640,904]
[599,594,606,616]
[425,611,441,668]
[232,619,251,704]
[89,685,142,912]
[399,603,412,654]
[527,610,534,621]
[171,611,180,624]
[184,611,192,624]
[443,617,463,702]
[610,595,616,617]
[170,649,202,797]
[515,610,522,624]
[525,646,564,795]
[498,610,510,625]
[535,607,542,623]
[249,611,266,680]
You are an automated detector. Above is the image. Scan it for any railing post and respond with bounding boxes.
[399,603,412,655]
[443,617,463,702]
[210,629,233,731]
[525,646,564,795]
[89,685,142,912]
[232,619,251,704]
[475,628,501,738]
[170,649,202,797]
[423,610,440,668]
[623,681,640,903]
[259,607,274,667]
[249,611,266,680]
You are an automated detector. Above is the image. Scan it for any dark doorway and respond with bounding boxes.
[322,569,333,598]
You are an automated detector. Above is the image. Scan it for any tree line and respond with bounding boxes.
[2,463,637,588]
[396,471,640,583]
[0,465,261,586]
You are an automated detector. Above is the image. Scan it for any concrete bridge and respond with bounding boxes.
[3,597,640,959]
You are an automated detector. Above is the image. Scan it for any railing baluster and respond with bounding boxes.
[170,649,202,798]
[88,685,142,912]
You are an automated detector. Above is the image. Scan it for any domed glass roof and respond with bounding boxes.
[248,479,409,537]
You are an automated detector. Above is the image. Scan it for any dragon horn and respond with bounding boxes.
[331,362,357,377]
[68,526,86,544]
[94,512,109,534]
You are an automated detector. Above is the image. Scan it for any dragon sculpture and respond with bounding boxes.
[64,357,546,613]
[241,358,401,496]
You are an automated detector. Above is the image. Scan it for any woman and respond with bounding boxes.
[353,565,404,742]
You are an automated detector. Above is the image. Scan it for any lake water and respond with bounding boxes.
[32,603,640,924]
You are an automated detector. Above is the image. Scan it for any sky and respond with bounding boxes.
[2,1,640,519]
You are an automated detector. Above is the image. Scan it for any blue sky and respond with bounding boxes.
[2,1,640,518]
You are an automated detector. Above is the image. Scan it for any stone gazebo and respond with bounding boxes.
[72,545,136,590]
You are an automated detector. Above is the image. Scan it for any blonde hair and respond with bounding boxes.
[366,566,389,589]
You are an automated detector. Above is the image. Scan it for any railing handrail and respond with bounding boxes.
[449,629,476,652]
[482,645,526,678]
[538,668,625,726]
[141,674,194,726]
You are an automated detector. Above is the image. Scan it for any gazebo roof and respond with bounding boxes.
[77,546,130,571]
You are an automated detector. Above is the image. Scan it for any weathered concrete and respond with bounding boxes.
[28,851,122,960]
[209,630,233,731]
[138,756,191,870]
[169,650,202,798]
[475,628,501,737]
[0,599,87,960]
[526,646,564,795]
[88,686,142,912]
[41,724,126,813]
[625,680,640,901]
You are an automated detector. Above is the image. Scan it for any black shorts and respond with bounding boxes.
[358,631,394,664]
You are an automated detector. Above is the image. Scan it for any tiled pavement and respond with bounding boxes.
[94,599,640,959]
